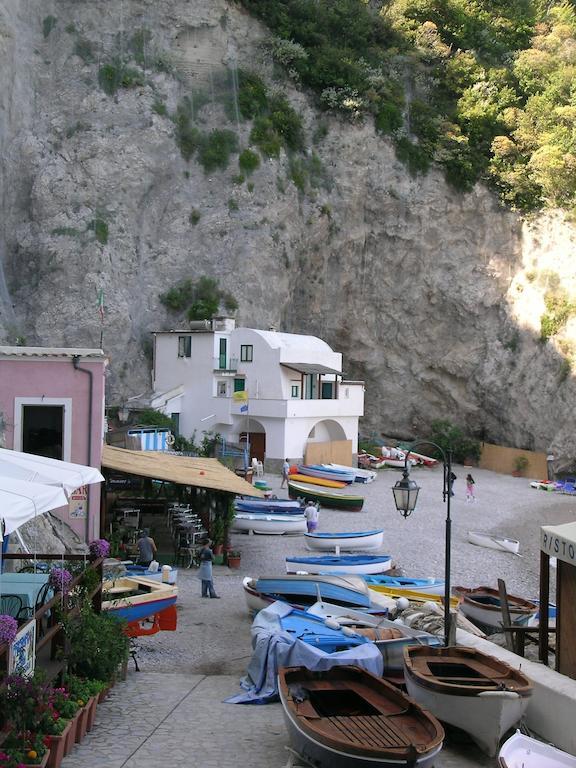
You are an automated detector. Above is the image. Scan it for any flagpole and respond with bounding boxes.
[246,397,250,468]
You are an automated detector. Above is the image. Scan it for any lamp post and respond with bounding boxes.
[391,441,453,647]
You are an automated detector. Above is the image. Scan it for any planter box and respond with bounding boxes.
[227,556,241,569]
[213,554,224,565]
[98,683,112,704]
[47,720,72,768]
[64,711,81,756]
[23,749,50,768]
[86,696,98,732]
[75,703,90,744]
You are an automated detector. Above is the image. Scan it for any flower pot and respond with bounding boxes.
[64,711,81,756]
[227,556,241,569]
[86,696,98,732]
[46,720,72,768]
[213,544,224,556]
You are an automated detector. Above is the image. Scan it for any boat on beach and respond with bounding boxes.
[403,645,533,756]
[279,607,373,653]
[468,530,520,555]
[322,463,377,483]
[102,575,178,624]
[231,512,307,535]
[498,729,576,767]
[453,585,537,628]
[297,464,356,484]
[304,529,384,552]
[234,498,303,514]
[368,584,461,610]
[286,554,392,575]
[279,665,445,768]
[288,480,365,511]
[363,574,445,595]
[288,473,347,489]
[306,599,443,669]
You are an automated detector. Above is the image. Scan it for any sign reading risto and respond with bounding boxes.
[541,525,576,566]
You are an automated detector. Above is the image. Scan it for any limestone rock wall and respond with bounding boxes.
[0,0,575,465]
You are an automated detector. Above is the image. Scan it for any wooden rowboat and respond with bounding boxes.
[286,554,392,575]
[279,665,444,768]
[452,585,537,628]
[367,584,461,610]
[288,480,364,511]
[102,575,178,624]
[297,465,356,484]
[304,529,384,552]
[468,530,520,555]
[231,512,307,535]
[499,729,576,767]
[404,645,533,756]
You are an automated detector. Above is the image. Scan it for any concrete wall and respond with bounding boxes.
[457,628,576,755]
[480,442,548,478]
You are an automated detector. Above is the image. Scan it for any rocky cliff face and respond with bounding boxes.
[1,0,575,465]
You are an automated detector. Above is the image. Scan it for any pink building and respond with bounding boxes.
[0,346,107,541]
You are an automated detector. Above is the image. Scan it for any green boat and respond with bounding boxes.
[288,480,364,511]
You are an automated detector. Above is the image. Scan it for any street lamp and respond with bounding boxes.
[391,441,453,647]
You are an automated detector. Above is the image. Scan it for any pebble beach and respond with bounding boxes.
[63,465,576,768]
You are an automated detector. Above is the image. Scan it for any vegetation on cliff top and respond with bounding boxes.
[238,0,576,212]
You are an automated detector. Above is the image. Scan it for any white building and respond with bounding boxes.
[151,318,364,470]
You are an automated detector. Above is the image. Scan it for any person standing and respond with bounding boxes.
[136,528,157,568]
[198,540,220,599]
[304,500,320,533]
[280,458,290,489]
[466,473,476,502]
[448,471,457,497]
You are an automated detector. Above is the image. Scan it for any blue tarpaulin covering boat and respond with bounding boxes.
[286,554,392,575]
[279,607,372,653]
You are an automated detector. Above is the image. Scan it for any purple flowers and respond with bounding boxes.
[48,567,73,595]
[0,615,18,645]
[88,539,110,559]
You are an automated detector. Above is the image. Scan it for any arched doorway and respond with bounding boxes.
[240,419,266,463]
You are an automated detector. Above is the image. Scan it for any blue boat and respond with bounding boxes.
[286,554,392,575]
[252,574,373,609]
[279,608,371,653]
[235,500,304,515]
[363,574,444,595]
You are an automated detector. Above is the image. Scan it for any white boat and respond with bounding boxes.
[304,529,384,552]
[468,530,520,555]
[306,599,442,669]
[322,463,377,483]
[232,513,307,535]
[286,554,392,575]
[453,586,537,629]
[404,646,533,756]
[499,729,576,767]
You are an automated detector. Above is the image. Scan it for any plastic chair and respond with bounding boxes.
[0,594,24,620]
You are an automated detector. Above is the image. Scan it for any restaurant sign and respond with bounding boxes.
[541,522,576,566]
[69,485,88,519]
[9,619,36,677]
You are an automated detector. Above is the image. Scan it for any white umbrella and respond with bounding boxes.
[0,477,68,535]
[0,448,104,497]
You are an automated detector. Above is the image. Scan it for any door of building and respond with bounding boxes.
[240,432,265,463]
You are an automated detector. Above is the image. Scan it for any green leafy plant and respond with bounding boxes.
[428,419,481,464]
[239,148,260,175]
[513,455,529,473]
[197,129,238,173]
[98,60,144,96]
[189,208,201,225]
[63,605,129,682]
[42,15,57,38]
[159,276,237,319]
[88,217,109,245]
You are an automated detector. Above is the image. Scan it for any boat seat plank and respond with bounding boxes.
[328,715,412,749]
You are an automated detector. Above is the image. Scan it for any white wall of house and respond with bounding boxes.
[152,321,364,464]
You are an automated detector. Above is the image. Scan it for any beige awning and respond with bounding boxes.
[101,446,263,497]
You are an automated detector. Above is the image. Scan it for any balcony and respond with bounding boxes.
[212,357,238,373]
[231,394,364,420]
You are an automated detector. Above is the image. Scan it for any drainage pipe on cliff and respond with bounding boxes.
[72,355,93,543]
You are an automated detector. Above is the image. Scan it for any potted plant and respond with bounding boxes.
[512,455,529,477]
[63,605,129,687]
[211,518,224,556]
[0,676,52,768]
[226,550,241,569]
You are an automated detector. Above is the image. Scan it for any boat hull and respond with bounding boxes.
[232,514,307,535]
[288,473,347,488]
[279,667,444,768]
[453,586,537,628]
[305,530,384,552]
[498,729,576,767]
[288,481,364,511]
[246,574,374,611]
[468,530,520,554]
[404,646,532,757]
[364,575,444,595]
[102,576,178,624]
[322,463,377,483]
[286,555,392,575]
[299,465,356,484]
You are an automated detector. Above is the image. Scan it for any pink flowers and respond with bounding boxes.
[88,539,110,559]
[0,615,18,645]
[48,567,73,595]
